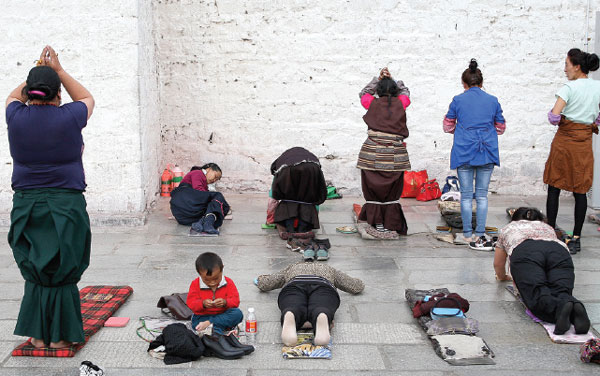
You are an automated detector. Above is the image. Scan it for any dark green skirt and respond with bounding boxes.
[8,188,91,344]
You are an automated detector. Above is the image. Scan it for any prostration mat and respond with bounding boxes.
[506,285,598,344]
[282,331,332,359]
[352,204,399,240]
[12,285,133,357]
[405,288,495,366]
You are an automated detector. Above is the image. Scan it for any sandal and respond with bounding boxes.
[336,226,357,234]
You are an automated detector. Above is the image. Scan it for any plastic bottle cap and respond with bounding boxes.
[248,307,255,312]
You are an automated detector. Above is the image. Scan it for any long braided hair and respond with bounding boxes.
[376,78,400,118]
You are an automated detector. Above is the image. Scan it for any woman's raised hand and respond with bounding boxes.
[379,67,391,80]
[39,46,63,73]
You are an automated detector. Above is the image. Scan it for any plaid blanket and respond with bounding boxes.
[12,285,133,357]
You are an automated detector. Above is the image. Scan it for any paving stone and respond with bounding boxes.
[332,323,423,344]
[191,344,385,371]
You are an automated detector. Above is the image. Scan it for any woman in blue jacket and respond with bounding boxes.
[443,59,506,250]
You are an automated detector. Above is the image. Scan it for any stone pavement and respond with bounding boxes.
[0,194,598,375]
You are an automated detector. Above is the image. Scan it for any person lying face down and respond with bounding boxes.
[256,262,364,346]
[494,207,590,335]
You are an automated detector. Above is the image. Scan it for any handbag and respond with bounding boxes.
[416,179,442,202]
[401,170,428,198]
[441,175,460,194]
[156,293,193,320]
[430,297,465,320]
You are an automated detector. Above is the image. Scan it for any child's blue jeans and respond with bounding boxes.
[191,308,243,334]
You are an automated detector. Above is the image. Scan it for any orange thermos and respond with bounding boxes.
[160,167,173,197]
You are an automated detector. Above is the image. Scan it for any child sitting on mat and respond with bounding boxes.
[186,252,243,335]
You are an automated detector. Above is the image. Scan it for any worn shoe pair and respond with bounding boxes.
[191,213,219,235]
[202,333,254,360]
[303,238,330,261]
[468,235,495,251]
[554,301,591,335]
[80,361,104,376]
[286,237,311,252]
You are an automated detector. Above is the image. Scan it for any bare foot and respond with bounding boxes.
[281,311,298,346]
[49,340,72,349]
[31,338,46,348]
[195,320,211,332]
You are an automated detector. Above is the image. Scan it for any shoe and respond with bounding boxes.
[80,361,104,376]
[571,302,591,334]
[203,214,219,234]
[286,238,309,252]
[224,334,255,355]
[215,333,245,353]
[567,236,580,254]
[453,233,473,245]
[469,236,494,251]
[316,247,329,261]
[191,219,204,233]
[375,223,391,232]
[303,246,315,262]
[201,334,245,359]
[554,301,573,335]
[312,238,331,250]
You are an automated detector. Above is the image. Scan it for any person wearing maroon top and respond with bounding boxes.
[169,163,230,234]
[186,252,243,335]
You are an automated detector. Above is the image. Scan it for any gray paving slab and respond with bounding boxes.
[0,194,598,374]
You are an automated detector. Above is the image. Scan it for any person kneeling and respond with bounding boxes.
[494,207,590,335]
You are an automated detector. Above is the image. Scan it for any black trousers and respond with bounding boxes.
[169,183,230,226]
[510,240,577,323]
[278,282,340,330]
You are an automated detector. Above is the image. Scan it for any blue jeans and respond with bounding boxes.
[457,163,494,237]
[191,308,243,334]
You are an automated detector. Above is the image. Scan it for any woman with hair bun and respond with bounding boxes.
[443,59,506,250]
[544,48,600,255]
[5,46,94,348]
[493,207,590,335]
[357,67,412,236]
[170,163,230,234]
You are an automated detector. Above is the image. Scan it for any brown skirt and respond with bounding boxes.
[543,118,597,194]
[359,170,408,235]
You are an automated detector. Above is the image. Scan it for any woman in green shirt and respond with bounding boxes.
[544,48,600,254]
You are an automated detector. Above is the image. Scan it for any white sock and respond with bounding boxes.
[281,311,297,346]
[313,313,330,346]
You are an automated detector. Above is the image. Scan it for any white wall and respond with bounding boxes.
[0,0,156,217]
[155,0,597,194]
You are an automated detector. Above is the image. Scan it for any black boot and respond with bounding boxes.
[553,301,573,335]
[201,334,244,359]
[571,302,591,334]
[224,334,255,354]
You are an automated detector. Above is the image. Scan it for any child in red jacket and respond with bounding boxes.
[186,252,243,334]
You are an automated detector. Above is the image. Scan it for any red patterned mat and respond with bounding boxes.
[12,285,133,357]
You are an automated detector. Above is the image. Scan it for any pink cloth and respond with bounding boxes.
[443,116,456,133]
[495,122,506,135]
[361,93,411,110]
[181,170,208,191]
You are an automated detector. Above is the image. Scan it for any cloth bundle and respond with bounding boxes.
[412,293,470,318]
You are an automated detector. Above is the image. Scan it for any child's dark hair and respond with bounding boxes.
[191,163,222,173]
[511,207,547,223]
[462,58,483,87]
[376,78,400,118]
[567,48,600,74]
[195,252,224,275]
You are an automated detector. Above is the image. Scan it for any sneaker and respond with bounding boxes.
[80,361,104,376]
[303,246,316,262]
[375,224,391,232]
[567,236,580,254]
[453,233,473,245]
[316,247,329,261]
[469,235,495,251]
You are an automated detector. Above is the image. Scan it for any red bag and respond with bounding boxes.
[401,170,429,198]
[416,179,442,202]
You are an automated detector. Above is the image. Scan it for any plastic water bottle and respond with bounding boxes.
[245,307,257,345]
